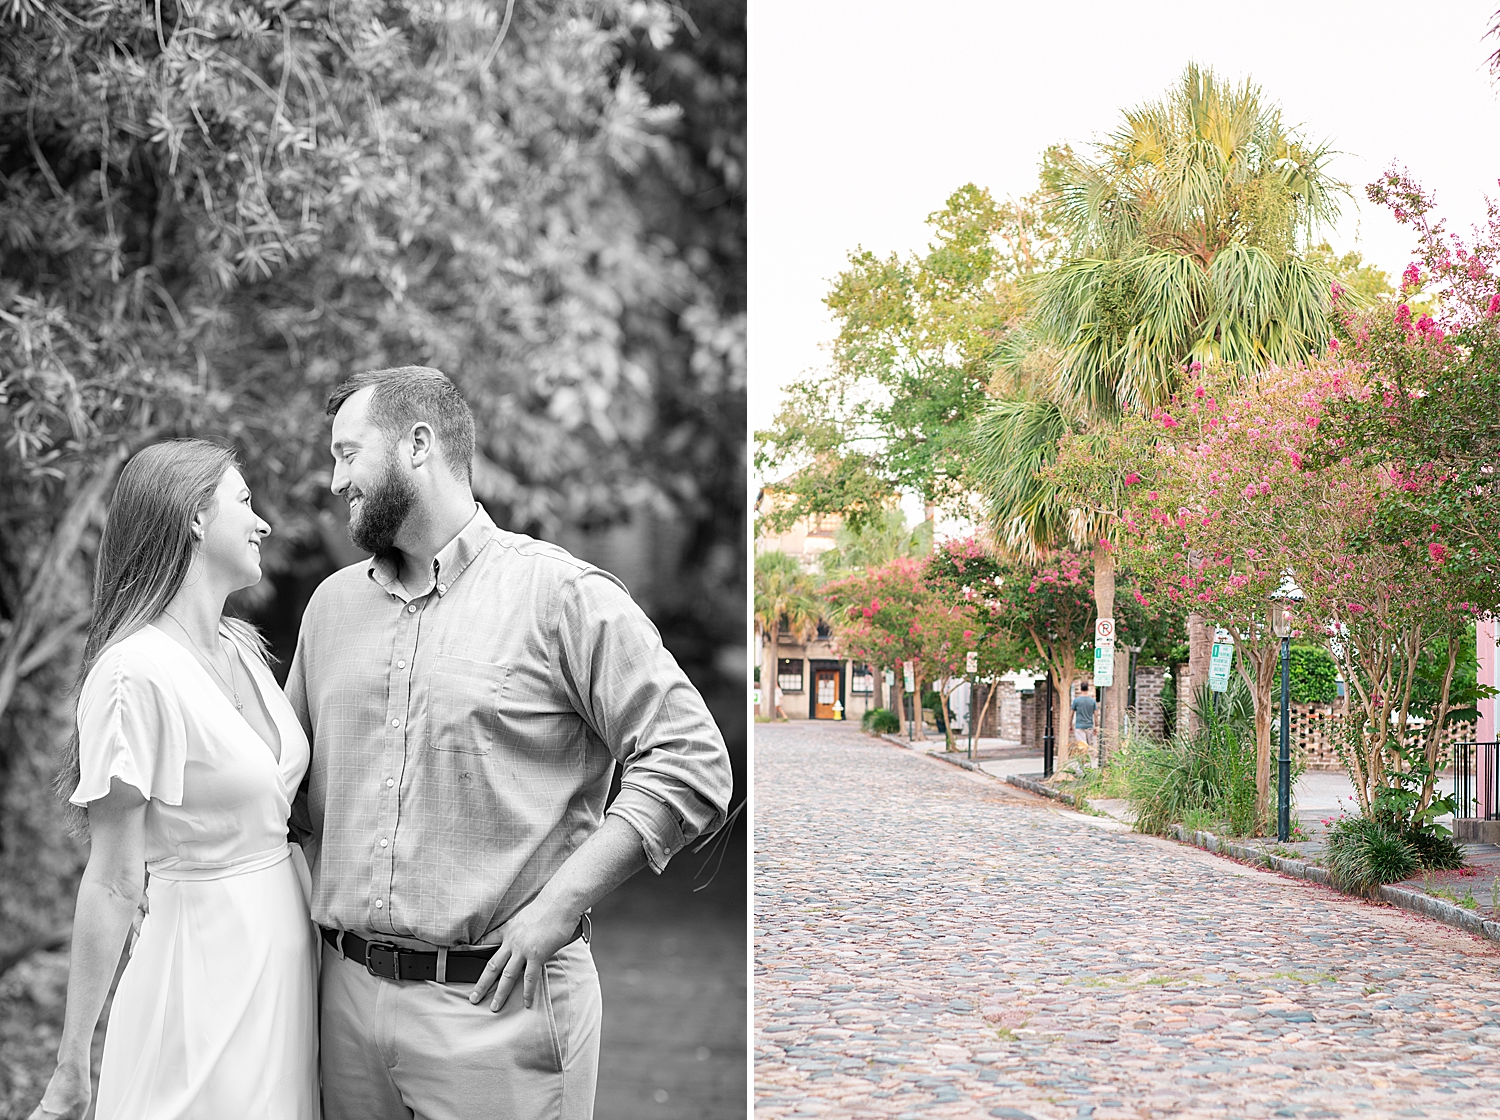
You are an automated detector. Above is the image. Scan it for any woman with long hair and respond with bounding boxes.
[29,440,319,1120]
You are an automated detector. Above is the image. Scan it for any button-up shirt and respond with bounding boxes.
[286,505,732,947]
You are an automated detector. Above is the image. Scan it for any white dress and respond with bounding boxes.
[70,624,319,1120]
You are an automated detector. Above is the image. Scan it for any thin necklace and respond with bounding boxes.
[162,611,243,712]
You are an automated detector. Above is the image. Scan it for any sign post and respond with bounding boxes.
[1093,619,1114,765]
[1208,627,1235,693]
[902,660,916,740]
[965,650,979,759]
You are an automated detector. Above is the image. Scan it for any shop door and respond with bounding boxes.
[813,669,839,719]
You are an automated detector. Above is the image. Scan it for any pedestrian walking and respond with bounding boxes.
[1071,680,1097,757]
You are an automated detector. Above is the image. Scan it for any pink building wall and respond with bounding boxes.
[1481,617,1499,744]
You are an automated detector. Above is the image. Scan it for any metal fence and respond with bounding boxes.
[1452,741,1500,820]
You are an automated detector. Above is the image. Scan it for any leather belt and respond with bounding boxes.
[321,917,589,984]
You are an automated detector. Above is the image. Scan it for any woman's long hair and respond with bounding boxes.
[57,439,270,835]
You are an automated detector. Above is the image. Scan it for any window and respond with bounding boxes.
[777,658,804,693]
[815,619,832,640]
[851,666,874,694]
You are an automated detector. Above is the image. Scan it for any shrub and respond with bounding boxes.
[1288,646,1338,704]
[1325,815,1417,895]
[1119,679,1262,837]
[862,708,900,734]
[1324,789,1467,895]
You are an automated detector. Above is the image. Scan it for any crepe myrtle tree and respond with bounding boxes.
[925,539,1032,745]
[1062,351,1494,827]
[822,556,979,745]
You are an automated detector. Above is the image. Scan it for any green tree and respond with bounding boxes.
[755,184,1058,530]
[818,509,933,574]
[753,550,819,720]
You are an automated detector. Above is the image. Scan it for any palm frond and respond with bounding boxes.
[966,395,1077,559]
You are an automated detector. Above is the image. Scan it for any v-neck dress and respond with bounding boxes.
[69,624,319,1120]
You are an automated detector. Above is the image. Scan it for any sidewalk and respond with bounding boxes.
[909,736,1500,946]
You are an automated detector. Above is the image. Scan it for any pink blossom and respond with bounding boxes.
[1193,386,1206,399]
[1401,262,1421,291]
[1429,542,1448,564]
[1327,337,1340,353]
[1395,303,1412,329]
[1189,361,1202,372]
[1488,293,1500,316]
[1162,415,1180,429]
[1124,471,1140,485]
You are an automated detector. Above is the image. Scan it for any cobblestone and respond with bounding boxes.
[755,721,1500,1119]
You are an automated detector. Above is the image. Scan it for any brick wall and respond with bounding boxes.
[1133,665,1168,741]
[1290,702,1477,771]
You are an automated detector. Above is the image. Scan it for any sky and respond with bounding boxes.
[747,0,1500,456]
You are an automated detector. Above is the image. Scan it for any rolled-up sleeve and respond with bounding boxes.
[556,568,732,873]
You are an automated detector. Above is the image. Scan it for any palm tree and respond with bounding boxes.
[970,63,1347,748]
[818,509,934,574]
[754,550,821,720]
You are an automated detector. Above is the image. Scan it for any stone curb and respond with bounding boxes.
[1003,774,1078,806]
[1168,824,1500,943]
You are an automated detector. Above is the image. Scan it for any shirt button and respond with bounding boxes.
[407,604,417,614]
[391,718,401,728]
[385,778,395,788]
[438,583,447,593]
[374,899,384,909]
[397,660,406,669]
[380,838,389,848]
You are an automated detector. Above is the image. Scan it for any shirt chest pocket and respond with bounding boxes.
[424,656,510,755]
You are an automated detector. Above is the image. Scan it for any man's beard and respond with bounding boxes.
[348,451,418,555]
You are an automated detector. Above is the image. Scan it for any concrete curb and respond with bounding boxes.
[1168,824,1500,943]
[1004,774,1078,807]
[924,749,982,773]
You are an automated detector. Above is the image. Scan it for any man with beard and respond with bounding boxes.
[285,366,732,1120]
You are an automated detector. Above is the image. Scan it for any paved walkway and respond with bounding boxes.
[755,721,1500,1119]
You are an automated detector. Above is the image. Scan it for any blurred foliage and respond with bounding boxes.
[0,1,745,1085]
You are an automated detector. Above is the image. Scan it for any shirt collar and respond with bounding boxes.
[367,504,496,601]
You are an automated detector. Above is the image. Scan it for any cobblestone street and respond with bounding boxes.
[755,721,1500,1119]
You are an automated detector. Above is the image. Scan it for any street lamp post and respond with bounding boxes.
[1269,575,1301,842]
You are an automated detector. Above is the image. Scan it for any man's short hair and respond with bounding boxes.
[1079,680,1090,691]
[326,366,476,483]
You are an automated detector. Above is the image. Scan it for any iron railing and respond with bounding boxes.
[1452,741,1500,820]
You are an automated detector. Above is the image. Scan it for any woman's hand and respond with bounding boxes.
[27,1059,90,1120]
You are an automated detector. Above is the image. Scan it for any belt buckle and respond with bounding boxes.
[365,940,400,979]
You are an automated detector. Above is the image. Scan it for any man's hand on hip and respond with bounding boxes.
[469,897,580,1012]
[468,814,651,1013]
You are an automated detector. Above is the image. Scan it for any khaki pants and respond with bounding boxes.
[319,937,601,1120]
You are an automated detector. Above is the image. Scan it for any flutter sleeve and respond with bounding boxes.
[69,641,189,807]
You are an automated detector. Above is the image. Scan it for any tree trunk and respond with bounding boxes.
[765,631,780,719]
[1054,649,1077,770]
[1246,643,1280,833]
[975,680,999,742]
[892,667,907,738]
[1186,612,1212,735]
[873,665,886,711]
[912,671,928,740]
[1092,540,1116,759]
[0,446,128,729]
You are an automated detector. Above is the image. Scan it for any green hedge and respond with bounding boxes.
[1288,646,1338,704]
